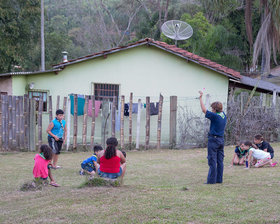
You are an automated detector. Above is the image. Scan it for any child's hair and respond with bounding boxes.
[211,101,223,113]
[40,144,53,160]
[254,134,264,141]
[105,137,118,159]
[56,109,64,115]
[243,141,253,147]
[93,144,103,153]
[121,150,126,158]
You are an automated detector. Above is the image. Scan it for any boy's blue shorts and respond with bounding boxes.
[98,167,122,179]
[81,163,95,172]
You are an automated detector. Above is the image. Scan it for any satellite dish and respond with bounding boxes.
[161,20,193,46]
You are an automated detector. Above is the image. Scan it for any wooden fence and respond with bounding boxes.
[0,93,178,151]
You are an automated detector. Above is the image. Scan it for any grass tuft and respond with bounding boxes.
[19,178,48,191]
[78,176,121,188]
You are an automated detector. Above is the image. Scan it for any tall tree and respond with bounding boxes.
[0,0,40,72]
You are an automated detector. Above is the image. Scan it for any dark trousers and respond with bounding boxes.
[207,135,224,184]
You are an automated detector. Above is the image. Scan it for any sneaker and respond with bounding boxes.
[271,162,277,167]
[79,170,85,175]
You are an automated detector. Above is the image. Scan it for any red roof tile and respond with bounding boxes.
[53,38,241,79]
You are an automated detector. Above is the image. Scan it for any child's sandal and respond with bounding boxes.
[50,182,60,187]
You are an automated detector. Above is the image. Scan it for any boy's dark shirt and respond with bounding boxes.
[256,141,274,153]
[234,146,248,158]
[205,110,227,137]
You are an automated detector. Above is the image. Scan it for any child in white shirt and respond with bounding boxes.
[247,146,277,168]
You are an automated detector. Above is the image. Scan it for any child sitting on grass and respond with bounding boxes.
[80,145,103,176]
[253,134,275,159]
[33,144,60,187]
[230,141,250,166]
[246,141,277,168]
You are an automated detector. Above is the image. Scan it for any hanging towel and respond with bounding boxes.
[150,102,159,115]
[124,103,129,116]
[70,95,85,116]
[115,100,121,132]
[87,100,102,117]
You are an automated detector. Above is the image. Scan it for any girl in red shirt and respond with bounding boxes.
[33,144,59,187]
[97,137,126,179]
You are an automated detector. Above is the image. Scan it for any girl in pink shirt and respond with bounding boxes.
[33,144,59,187]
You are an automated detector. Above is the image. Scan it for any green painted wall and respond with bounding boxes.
[12,75,27,95]
[13,45,229,147]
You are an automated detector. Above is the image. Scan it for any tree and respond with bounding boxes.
[0,0,40,72]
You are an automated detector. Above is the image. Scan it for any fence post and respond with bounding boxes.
[56,95,60,111]
[66,96,71,151]
[0,95,2,151]
[157,94,164,149]
[82,95,88,149]
[19,96,24,150]
[63,97,67,113]
[48,95,53,123]
[169,96,177,149]
[29,99,36,151]
[90,95,96,149]
[38,95,43,149]
[73,94,78,150]
[101,100,110,148]
[8,96,13,149]
[24,95,29,149]
[12,96,16,147]
[3,95,8,150]
[120,95,125,149]
[16,96,20,150]
[129,93,133,150]
[145,97,150,150]
[136,99,142,149]
[272,90,277,108]
[111,96,116,137]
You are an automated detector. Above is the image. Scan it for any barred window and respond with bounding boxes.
[93,83,119,103]
[28,91,48,111]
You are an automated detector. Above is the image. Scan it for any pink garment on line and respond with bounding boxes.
[88,100,101,117]
[33,154,51,179]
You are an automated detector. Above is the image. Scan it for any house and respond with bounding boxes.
[0,38,253,146]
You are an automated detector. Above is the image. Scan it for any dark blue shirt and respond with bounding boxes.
[255,141,274,153]
[205,110,227,137]
[234,146,248,158]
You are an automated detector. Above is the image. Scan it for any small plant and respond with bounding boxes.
[20,178,48,191]
[79,176,121,188]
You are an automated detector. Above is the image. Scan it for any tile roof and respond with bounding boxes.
[52,37,240,79]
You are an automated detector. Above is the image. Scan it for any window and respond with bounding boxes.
[0,92,7,95]
[93,83,119,104]
[28,91,48,111]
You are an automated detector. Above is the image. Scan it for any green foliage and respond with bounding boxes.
[79,176,121,188]
[0,0,40,72]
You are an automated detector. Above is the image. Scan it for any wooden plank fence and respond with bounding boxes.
[0,92,181,151]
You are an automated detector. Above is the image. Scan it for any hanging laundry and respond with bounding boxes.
[150,102,159,115]
[124,103,129,116]
[115,100,121,132]
[70,95,85,116]
[131,103,142,114]
[87,100,102,117]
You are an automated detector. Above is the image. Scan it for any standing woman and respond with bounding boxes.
[199,91,227,184]
[97,137,126,179]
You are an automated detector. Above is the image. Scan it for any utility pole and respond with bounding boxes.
[41,0,45,71]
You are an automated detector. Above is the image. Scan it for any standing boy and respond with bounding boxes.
[199,91,227,184]
[46,109,67,169]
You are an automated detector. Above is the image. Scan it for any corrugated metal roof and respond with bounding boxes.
[0,69,61,77]
[240,76,280,92]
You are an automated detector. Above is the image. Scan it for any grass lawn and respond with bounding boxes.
[1,145,280,224]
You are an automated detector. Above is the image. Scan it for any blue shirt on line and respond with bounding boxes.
[205,110,227,137]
